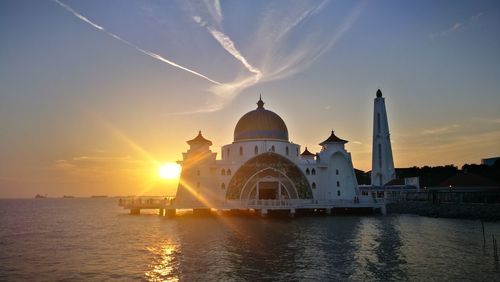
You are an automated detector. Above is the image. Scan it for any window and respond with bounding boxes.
[337,190,341,196]
[221,183,225,190]
[336,181,340,187]
[254,146,258,155]
[312,182,316,189]
[378,144,382,168]
[311,168,316,175]
[271,145,275,152]
[296,148,299,156]
[306,168,310,175]
[239,146,243,156]
[336,169,339,175]
[227,169,231,175]
[227,148,230,157]
[197,170,200,176]
[221,169,226,175]
[377,113,381,134]
[286,146,289,156]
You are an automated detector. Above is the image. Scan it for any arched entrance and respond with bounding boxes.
[226,152,312,201]
[239,167,299,201]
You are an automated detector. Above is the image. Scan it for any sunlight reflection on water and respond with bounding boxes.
[145,242,180,282]
[1,199,500,281]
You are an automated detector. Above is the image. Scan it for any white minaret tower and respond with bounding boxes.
[371,89,395,186]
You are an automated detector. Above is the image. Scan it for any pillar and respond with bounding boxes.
[165,209,176,217]
[260,208,268,218]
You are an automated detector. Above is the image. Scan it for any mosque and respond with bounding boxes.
[174,90,394,215]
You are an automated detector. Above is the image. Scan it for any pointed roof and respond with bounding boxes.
[257,94,265,109]
[187,131,212,146]
[301,147,315,156]
[319,131,348,145]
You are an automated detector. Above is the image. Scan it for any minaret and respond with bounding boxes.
[371,89,395,186]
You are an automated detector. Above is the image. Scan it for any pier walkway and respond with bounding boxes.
[118,197,386,216]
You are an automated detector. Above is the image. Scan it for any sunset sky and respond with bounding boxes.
[1,0,499,198]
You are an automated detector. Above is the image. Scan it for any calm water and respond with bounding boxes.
[1,199,499,281]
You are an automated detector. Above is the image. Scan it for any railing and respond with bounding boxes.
[399,191,500,204]
[242,196,384,209]
[118,197,175,209]
[244,199,299,208]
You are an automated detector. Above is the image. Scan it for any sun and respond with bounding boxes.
[158,163,181,180]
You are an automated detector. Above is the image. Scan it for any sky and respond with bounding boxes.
[1,0,499,198]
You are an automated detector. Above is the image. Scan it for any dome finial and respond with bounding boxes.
[376,89,382,98]
[257,94,265,109]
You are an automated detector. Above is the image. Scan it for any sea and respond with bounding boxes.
[1,198,499,281]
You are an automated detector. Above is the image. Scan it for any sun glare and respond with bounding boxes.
[158,163,181,180]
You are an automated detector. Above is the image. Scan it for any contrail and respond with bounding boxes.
[52,0,223,85]
[276,0,330,41]
[207,26,262,80]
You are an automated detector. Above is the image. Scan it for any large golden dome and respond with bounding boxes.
[233,98,289,142]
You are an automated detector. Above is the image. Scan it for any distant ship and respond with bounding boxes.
[35,194,47,198]
[63,195,75,198]
[90,195,108,198]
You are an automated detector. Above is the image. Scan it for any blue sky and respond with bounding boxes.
[1,0,499,197]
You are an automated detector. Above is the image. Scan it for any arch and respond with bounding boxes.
[227,169,232,175]
[221,183,226,190]
[306,168,310,175]
[337,190,341,196]
[254,146,258,155]
[226,152,312,200]
[227,148,230,157]
[312,182,316,189]
[197,170,201,176]
[239,146,243,156]
[311,168,316,175]
[271,145,275,152]
[239,167,299,201]
[221,169,226,175]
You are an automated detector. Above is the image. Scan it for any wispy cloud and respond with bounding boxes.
[421,124,461,135]
[431,12,483,38]
[206,26,262,79]
[205,0,223,26]
[53,154,153,177]
[275,0,330,41]
[53,0,223,85]
[189,0,364,111]
[55,0,364,113]
[473,117,500,124]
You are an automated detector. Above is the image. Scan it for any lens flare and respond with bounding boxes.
[159,163,182,179]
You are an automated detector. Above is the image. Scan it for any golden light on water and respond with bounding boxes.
[159,163,182,180]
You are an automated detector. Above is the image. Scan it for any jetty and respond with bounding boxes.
[118,196,386,217]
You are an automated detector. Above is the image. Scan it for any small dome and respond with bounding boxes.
[234,97,289,142]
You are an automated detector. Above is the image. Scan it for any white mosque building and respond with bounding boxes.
[173,91,394,216]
